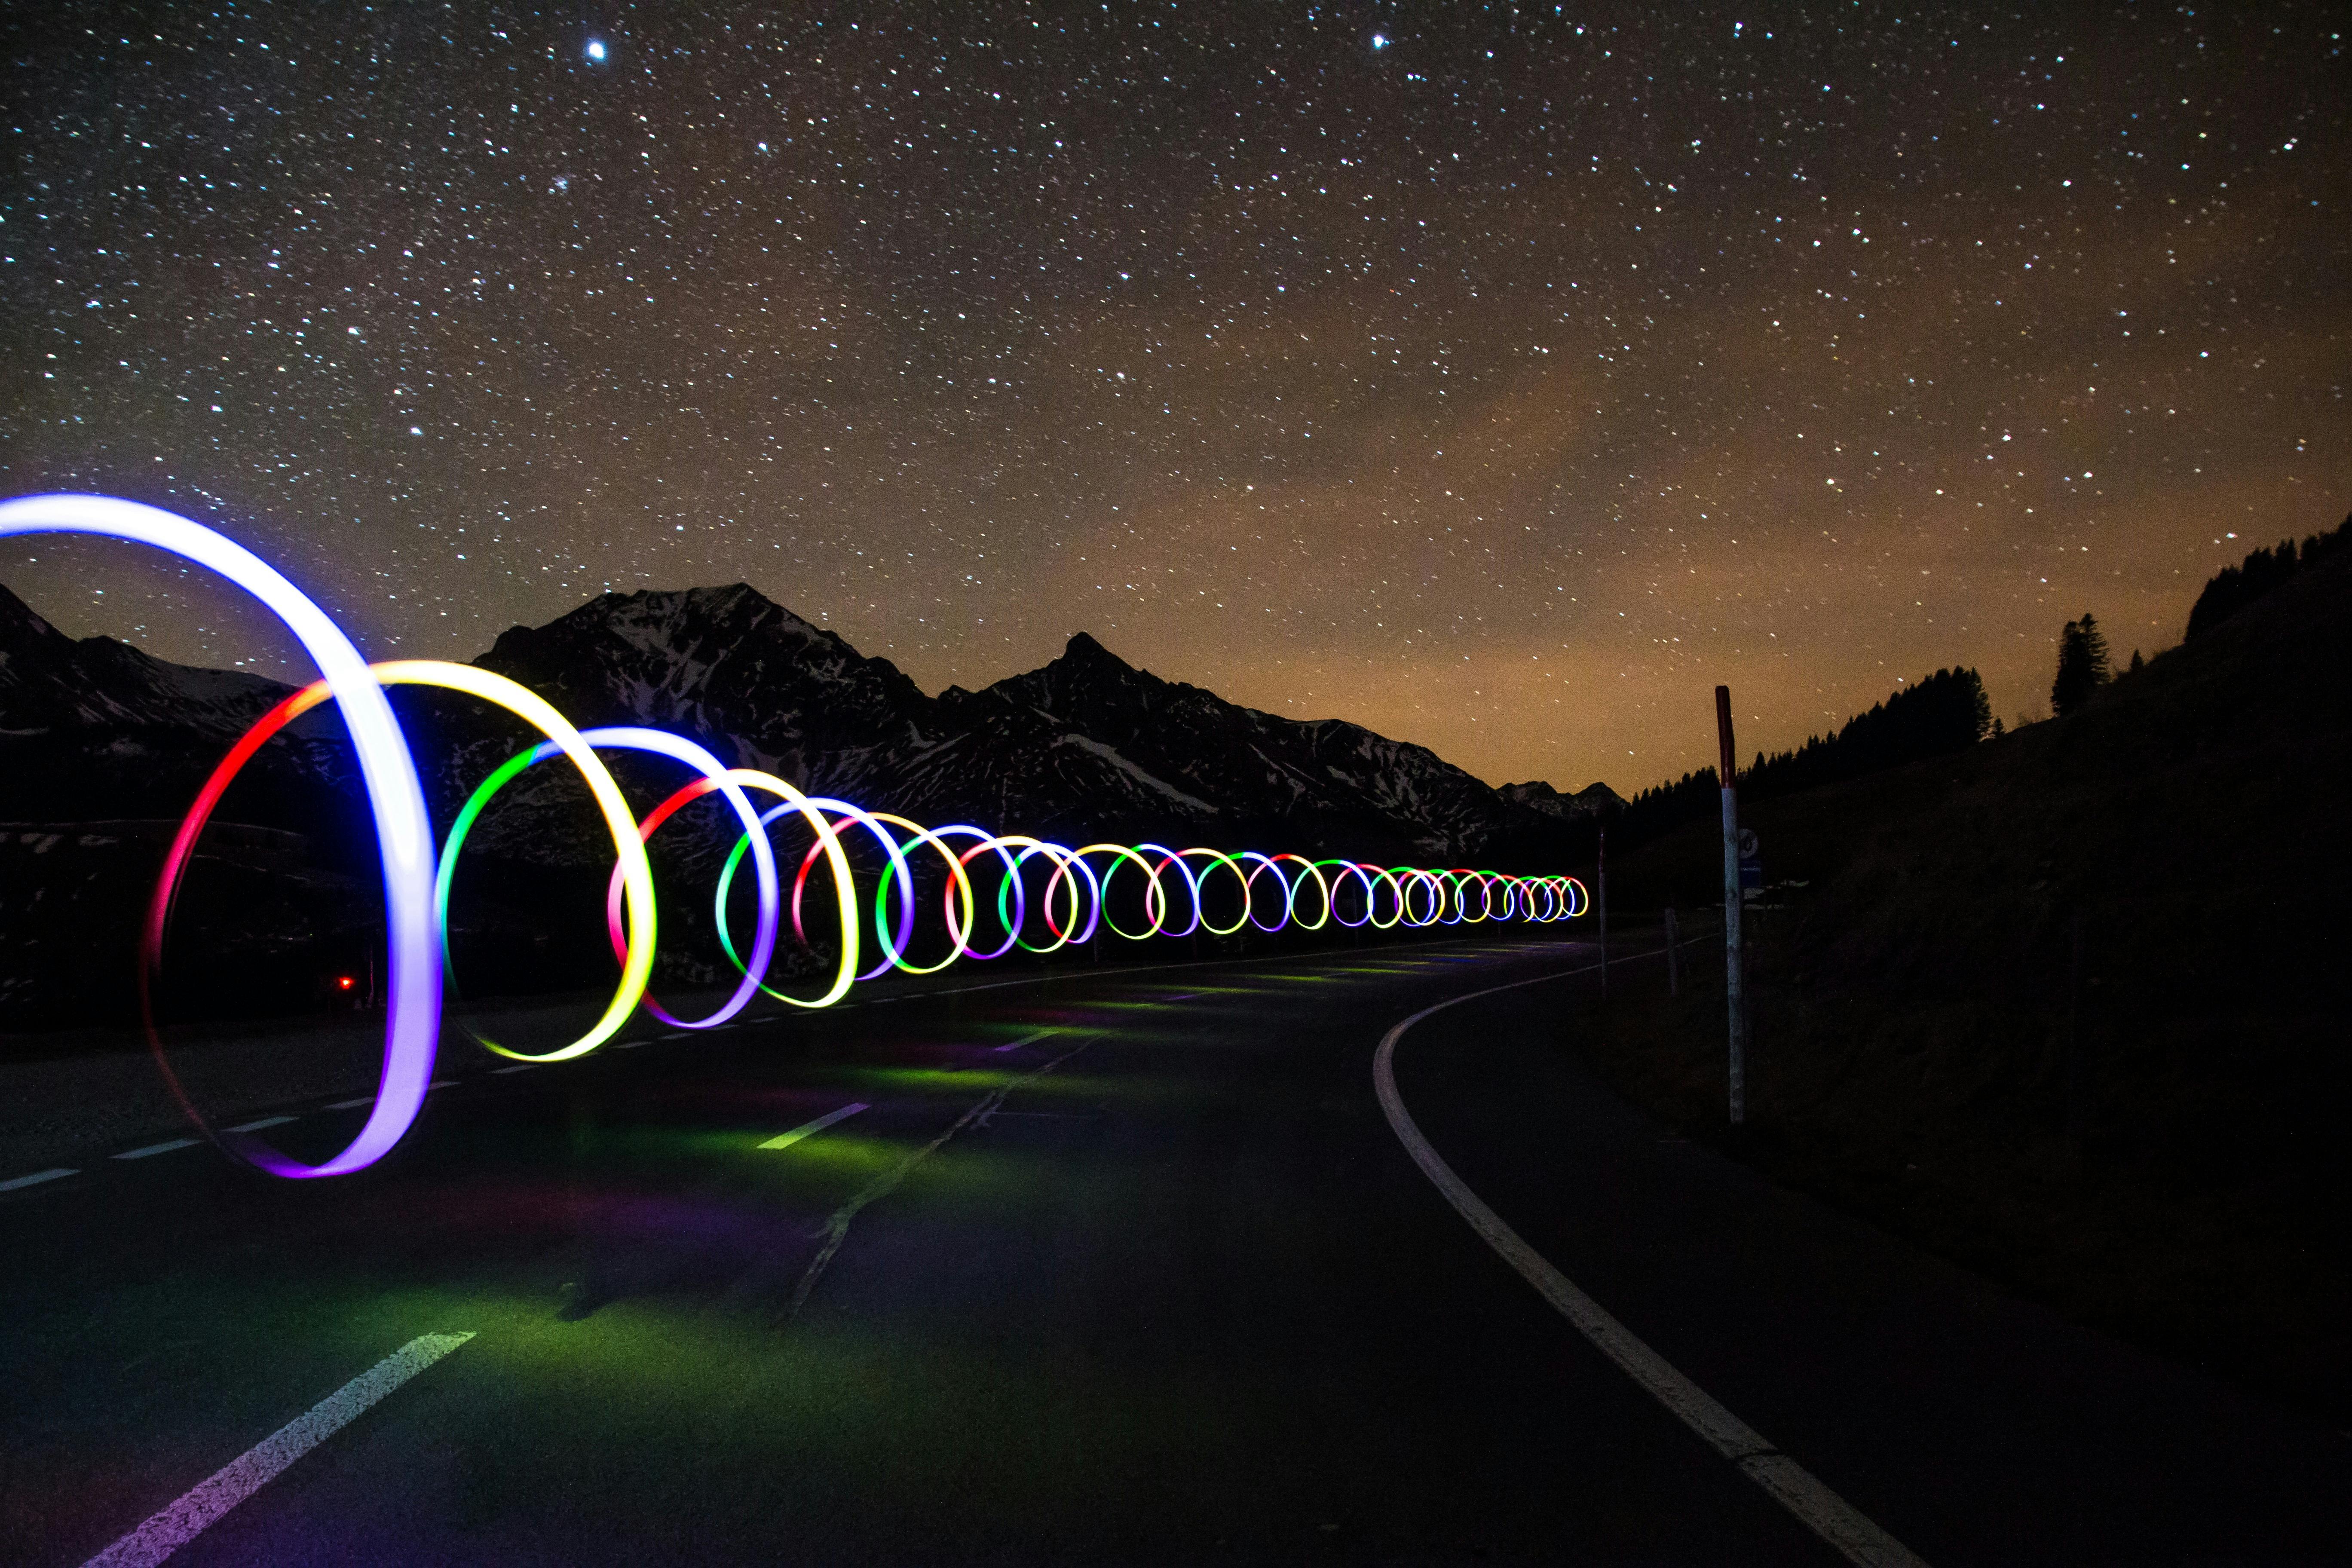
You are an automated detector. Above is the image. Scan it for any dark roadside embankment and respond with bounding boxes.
[1574,548,2352,1425]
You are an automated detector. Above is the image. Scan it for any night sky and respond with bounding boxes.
[3,3,2343,792]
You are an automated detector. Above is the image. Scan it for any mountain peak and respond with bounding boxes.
[1059,630,1130,670]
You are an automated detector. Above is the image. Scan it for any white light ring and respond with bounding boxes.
[0,494,438,1178]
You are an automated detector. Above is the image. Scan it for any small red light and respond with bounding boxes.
[337,976,355,990]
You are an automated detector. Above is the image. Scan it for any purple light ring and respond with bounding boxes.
[0,493,438,1179]
[579,727,778,1030]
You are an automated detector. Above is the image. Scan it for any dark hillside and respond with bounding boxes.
[1587,545,2352,1418]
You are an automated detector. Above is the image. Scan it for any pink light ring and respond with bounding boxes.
[702,771,860,1008]
[580,727,778,1029]
[1135,843,1202,938]
[1007,841,1087,949]
[1387,867,1424,928]
[1237,851,1292,934]
[0,494,438,1179]
[937,827,1029,961]
[1027,840,1102,949]
[790,798,917,980]
[917,825,1002,959]
[1308,858,1375,928]
[1073,843,1165,941]
[1353,861,1404,931]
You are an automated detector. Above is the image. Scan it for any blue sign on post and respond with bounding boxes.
[1736,827,1762,891]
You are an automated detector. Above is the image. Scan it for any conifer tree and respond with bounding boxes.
[2051,614,2112,717]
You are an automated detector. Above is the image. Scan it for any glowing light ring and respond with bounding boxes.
[687,775,863,1009]
[1075,843,1168,943]
[579,728,778,1030]
[0,496,441,1179]
[11,493,1592,1180]
[777,801,915,982]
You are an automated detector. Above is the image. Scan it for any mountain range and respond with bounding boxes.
[0,578,1620,866]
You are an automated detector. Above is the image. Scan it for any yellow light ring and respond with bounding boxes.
[713,769,862,1008]
[1075,843,1165,941]
[1271,853,1332,930]
[372,660,659,1061]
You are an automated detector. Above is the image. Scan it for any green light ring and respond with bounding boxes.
[1007,839,1086,953]
[1074,843,1166,941]
[1176,848,1252,938]
[1355,861,1404,931]
[1272,853,1331,931]
[696,770,861,1008]
[862,811,977,975]
[779,799,917,982]
[396,665,657,1061]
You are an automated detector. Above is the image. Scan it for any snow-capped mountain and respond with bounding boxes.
[1498,779,1625,823]
[0,577,1603,863]
[0,581,289,739]
[469,587,1575,861]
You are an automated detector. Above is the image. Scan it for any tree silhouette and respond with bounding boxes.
[2051,614,2111,717]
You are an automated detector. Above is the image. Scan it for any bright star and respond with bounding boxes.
[1370,33,1388,49]
[585,39,606,62]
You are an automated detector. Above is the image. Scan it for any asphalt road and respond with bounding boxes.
[3,937,2346,1565]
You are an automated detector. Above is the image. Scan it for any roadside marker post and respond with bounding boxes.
[1716,686,1747,1126]
[1664,906,1680,997]
[1597,830,1609,997]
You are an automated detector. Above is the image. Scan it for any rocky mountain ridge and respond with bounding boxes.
[2,578,1604,864]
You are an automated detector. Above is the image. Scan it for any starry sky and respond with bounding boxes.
[3,2,2343,793]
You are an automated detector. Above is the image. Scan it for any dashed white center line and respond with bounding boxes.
[113,1139,201,1161]
[325,1097,375,1110]
[80,1331,475,1568]
[0,1167,77,1192]
[224,1116,297,1134]
[490,1064,540,1075]
[759,1102,869,1150]
[992,1028,1057,1053]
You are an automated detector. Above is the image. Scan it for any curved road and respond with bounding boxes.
[3,939,2345,1564]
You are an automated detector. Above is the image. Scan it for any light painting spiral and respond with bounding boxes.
[0,494,1588,1178]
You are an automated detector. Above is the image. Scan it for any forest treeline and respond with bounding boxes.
[1617,666,1991,845]
[1607,510,2346,853]
[2184,512,2350,642]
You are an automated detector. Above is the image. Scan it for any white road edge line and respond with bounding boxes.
[113,1139,201,1161]
[80,1331,475,1568]
[992,1028,1057,1053]
[760,1101,870,1150]
[1373,953,1930,1568]
[0,1167,77,1192]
